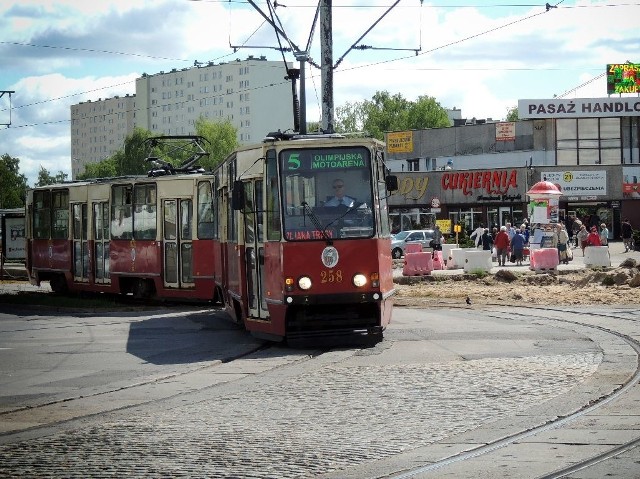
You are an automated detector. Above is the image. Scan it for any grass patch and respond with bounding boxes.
[469,269,489,278]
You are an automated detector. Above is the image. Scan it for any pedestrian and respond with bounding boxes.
[510,228,526,266]
[490,227,498,261]
[556,223,570,264]
[586,226,602,247]
[621,218,633,252]
[571,219,582,248]
[480,228,493,251]
[599,223,609,246]
[494,225,510,267]
[576,224,589,256]
[470,224,484,249]
[430,225,444,258]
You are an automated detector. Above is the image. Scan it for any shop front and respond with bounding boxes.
[541,168,621,240]
[388,168,528,236]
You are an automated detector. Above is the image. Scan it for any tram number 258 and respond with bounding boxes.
[320,269,343,283]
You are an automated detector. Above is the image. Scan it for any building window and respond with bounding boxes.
[556,117,621,165]
[407,159,420,171]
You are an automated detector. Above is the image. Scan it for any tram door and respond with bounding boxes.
[93,202,110,284]
[72,202,89,282]
[243,180,268,320]
[162,199,194,288]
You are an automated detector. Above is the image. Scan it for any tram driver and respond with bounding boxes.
[324,178,357,207]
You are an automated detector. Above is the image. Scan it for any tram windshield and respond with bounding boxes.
[281,146,374,241]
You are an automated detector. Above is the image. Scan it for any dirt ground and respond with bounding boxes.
[394,258,640,308]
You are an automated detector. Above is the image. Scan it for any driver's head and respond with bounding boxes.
[332,179,345,198]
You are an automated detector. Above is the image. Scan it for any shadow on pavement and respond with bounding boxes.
[125,309,263,365]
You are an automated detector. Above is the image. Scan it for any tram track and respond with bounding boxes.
[0,301,335,444]
[0,341,277,442]
[390,305,640,478]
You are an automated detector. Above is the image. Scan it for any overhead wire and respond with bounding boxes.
[1,1,635,129]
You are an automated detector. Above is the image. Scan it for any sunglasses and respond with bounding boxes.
[333,184,344,189]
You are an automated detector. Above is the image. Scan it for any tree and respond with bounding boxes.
[77,128,154,179]
[407,96,451,130]
[35,166,68,187]
[506,106,519,122]
[121,127,155,175]
[77,157,117,180]
[334,91,451,140]
[363,91,412,140]
[335,101,367,134]
[0,153,28,208]
[194,117,239,170]
[77,122,239,179]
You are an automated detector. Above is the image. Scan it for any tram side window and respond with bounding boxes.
[134,184,157,240]
[51,190,69,239]
[197,181,214,239]
[94,203,109,240]
[181,199,192,240]
[378,181,390,237]
[111,185,133,239]
[33,190,51,239]
[266,149,281,241]
[228,161,237,242]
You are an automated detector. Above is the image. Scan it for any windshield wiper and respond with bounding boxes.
[301,202,333,244]
[324,203,369,230]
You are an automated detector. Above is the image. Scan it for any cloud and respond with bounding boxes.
[2,0,638,185]
[1,72,138,186]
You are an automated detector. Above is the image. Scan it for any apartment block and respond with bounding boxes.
[71,56,294,179]
[70,94,137,178]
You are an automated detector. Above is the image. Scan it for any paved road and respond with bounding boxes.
[1,302,638,478]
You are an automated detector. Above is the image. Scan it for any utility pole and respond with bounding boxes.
[1,91,16,128]
[241,1,406,135]
[320,0,334,134]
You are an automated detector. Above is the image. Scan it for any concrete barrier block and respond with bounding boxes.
[432,250,444,270]
[404,243,422,254]
[463,250,492,273]
[530,247,559,272]
[441,243,459,264]
[584,246,611,267]
[448,248,468,269]
[403,252,433,276]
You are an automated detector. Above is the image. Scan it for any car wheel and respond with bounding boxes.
[392,248,403,259]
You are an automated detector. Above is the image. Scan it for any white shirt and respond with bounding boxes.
[325,195,356,207]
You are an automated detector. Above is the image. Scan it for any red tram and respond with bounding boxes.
[26,133,398,343]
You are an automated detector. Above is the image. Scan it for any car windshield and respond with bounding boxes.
[393,231,412,241]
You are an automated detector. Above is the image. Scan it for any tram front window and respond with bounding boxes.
[281,147,374,241]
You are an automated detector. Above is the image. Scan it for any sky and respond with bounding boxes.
[1,0,639,187]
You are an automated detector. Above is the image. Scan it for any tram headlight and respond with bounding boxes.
[298,276,312,290]
[352,273,367,288]
[370,272,380,288]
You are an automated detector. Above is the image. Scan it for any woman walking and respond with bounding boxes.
[576,224,589,256]
[557,224,570,264]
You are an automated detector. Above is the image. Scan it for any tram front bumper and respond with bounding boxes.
[284,291,385,306]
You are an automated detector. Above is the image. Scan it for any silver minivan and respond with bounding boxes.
[391,229,435,259]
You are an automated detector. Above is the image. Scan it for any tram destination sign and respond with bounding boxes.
[283,147,368,171]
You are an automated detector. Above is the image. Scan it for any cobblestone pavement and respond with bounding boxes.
[0,308,614,479]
